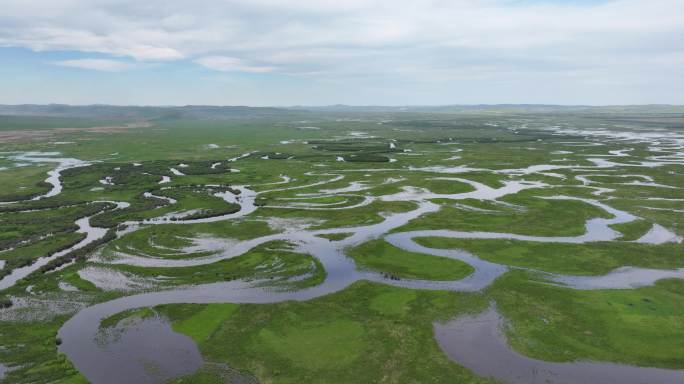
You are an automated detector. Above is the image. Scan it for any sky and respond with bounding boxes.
[0,0,683,106]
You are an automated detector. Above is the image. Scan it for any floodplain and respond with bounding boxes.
[1,105,684,383]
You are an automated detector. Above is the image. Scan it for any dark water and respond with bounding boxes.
[58,196,684,383]
[435,307,684,384]
[38,155,684,383]
[92,316,203,384]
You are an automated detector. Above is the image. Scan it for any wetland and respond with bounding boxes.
[1,105,684,383]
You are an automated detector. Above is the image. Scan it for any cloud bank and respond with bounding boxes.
[0,0,683,104]
[53,58,134,71]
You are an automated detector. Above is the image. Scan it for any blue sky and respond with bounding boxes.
[0,0,682,106]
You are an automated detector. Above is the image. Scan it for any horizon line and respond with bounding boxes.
[2,103,683,108]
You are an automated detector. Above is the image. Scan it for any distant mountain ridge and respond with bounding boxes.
[289,104,684,114]
[1,104,683,120]
[0,104,304,121]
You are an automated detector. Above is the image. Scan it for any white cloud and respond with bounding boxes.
[52,58,134,71]
[195,56,275,73]
[2,1,682,72]
[0,0,683,103]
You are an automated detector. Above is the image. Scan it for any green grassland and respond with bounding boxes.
[395,193,611,236]
[416,237,684,275]
[0,165,53,202]
[102,240,326,289]
[348,239,474,280]
[1,108,684,383]
[0,315,87,384]
[161,282,492,384]
[491,271,684,368]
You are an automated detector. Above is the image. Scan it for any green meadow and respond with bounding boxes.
[1,106,684,383]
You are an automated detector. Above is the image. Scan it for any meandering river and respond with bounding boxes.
[3,151,684,383]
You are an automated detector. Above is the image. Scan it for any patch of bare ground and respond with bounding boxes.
[0,121,152,142]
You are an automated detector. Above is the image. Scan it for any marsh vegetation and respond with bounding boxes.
[1,106,684,383]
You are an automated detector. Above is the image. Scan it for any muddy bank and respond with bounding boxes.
[0,121,151,142]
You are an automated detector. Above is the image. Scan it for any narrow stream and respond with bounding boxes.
[2,152,90,203]
[0,215,108,290]
[3,151,684,383]
[58,191,684,383]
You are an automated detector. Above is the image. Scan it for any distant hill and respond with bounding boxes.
[0,104,307,121]
[287,104,684,114]
[1,104,683,122]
